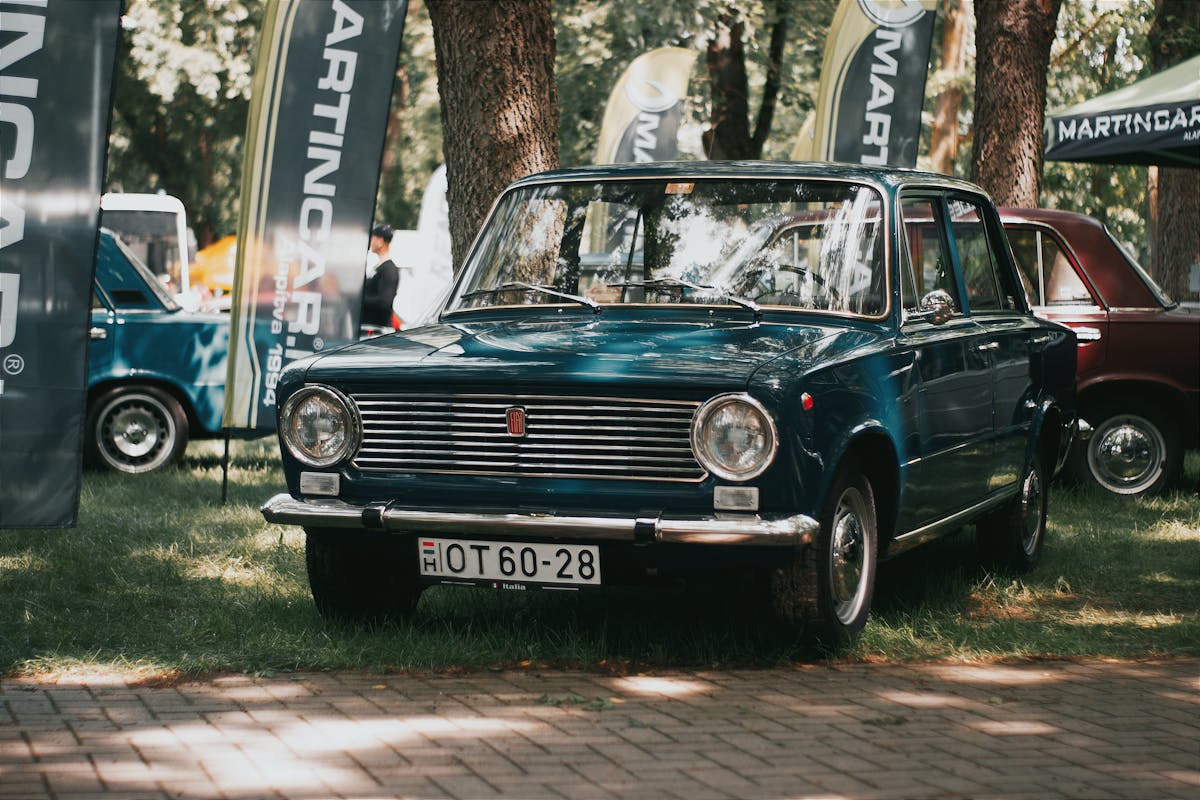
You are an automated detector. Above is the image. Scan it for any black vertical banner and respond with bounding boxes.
[0,0,121,529]
[225,0,408,430]
[810,0,937,167]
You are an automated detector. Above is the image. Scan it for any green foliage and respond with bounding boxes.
[1042,0,1155,258]
[374,0,443,231]
[1,444,1196,679]
[106,0,262,246]
[104,0,1159,259]
[553,0,835,166]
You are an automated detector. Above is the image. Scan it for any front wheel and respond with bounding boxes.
[770,460,878,646]
[87,385,188,473]
[977,454,1047,572]
[1073,401,1180,496]
[305,528,422,624]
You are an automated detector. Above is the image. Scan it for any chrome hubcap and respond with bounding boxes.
[1019,465,1043,556]
[110,406,160,458]
[1088,415,1165,494]
[829,487,869,624]
[97,393,175,473]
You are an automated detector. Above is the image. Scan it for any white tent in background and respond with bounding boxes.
[389,165,452,327]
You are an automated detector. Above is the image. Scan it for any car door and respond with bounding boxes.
[88,286,117,382]
[1005,223,1108,383]
[895,194,994,530]
[946,196,1040,491]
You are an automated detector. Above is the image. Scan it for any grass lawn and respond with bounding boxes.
[1,441,1197,679]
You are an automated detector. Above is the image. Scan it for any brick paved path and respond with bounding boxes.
[2,659,1197,800]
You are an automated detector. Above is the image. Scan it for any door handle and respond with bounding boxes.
[974,341,999,352]
[1028,334,1052,346]
[89,327,108,341]
[1073,326,1102,342]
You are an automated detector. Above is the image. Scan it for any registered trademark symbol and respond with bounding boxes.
[3,353,24,375]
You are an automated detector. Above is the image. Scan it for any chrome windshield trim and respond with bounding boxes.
[261,493,817,548]
[443,173,896,323]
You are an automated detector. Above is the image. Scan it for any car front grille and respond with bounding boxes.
[350,393,706,482]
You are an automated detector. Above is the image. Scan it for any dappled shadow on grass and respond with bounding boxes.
[4,455,1197,678]
[396,577,827,671]
[863,490,1200,659]
[1,511,828,677]
[179,435,281,474]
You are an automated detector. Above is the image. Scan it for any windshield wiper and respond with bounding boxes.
[463,280,599,312]
[608,277,762,318]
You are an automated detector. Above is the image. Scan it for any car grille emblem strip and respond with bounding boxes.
[350,393,706,482]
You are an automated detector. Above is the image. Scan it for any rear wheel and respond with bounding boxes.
[305,528,422,624]
[1074,400,1180,496]
[87,385,188,473]
[770,459,877,646]
[978,454,1047,572]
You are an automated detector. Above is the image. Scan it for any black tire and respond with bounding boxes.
[305,528,422,624]
[770,459,878,646]
[86,385,188,474]
[977,454,1047,572]
[1073,399,1181,497]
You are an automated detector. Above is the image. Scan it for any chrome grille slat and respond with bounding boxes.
[350,393,705,482]
[359,441,694,453]
[358,428,691,439]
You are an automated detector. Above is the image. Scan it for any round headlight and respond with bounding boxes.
[691,393,778,481]
[280,385,360,468]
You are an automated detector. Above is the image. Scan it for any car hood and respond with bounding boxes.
[297,313,876,391]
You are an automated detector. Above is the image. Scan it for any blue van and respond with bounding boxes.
[87,229,228,473]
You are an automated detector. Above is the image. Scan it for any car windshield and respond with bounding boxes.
[1107,227,1174,307]
[108,231,180,311]
[448,178,887,317]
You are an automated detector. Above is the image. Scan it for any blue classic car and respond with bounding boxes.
[87,229,228,473]
[262,162,1078,644]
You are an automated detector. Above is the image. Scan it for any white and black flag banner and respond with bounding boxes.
[807,0,937,167]
[224,0,408,431]
[0,0,121,528]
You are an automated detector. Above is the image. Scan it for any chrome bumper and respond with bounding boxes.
[260,493,818,548]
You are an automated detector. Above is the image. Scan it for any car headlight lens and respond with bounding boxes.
[691,393,778,481]
[280,385,360,468]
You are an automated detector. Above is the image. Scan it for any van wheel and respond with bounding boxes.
[1074,400,1180,496]
[87,386,188,473]
[978,454,1047,572]
[770,459,877,646]
[305,528,422,624]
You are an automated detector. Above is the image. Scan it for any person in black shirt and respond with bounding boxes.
[361,223,399,329]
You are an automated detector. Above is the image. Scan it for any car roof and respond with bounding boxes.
[997,206,1106,228]
[509,160,988,197]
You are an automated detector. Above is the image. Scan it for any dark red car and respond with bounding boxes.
[1001,208,1198,496]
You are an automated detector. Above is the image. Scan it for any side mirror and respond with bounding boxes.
[917,288,955,325]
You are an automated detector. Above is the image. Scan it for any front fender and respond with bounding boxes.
[1029,399,1077,478]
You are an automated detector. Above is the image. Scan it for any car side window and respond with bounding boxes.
[1006,228,1093,306]
[948,198,1013,312]
[899,197,960,315]
[95,242,157,310]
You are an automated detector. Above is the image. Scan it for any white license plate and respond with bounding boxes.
[418,537,601,587]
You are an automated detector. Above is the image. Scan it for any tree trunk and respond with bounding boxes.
[703,2,789,161]
[704,12,752,160]
[970,0,1062,206]
[375,63,409,228]
[1147,0,1200,301]
[426,0,560,274]
[929,0,970,176]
